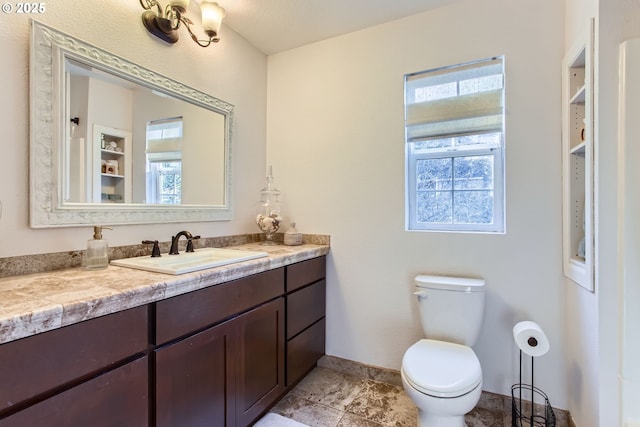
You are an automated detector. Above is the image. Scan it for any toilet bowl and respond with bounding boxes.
[401,275,486,427]
[401,339,482,427]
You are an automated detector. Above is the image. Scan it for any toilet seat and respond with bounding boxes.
[402,339,482,398]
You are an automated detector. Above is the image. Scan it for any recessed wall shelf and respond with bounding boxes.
[561,19,595,292]
[93,125,132,204]
[570,141,586,156]
[569,84,586,104]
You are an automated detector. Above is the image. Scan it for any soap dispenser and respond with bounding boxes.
[86,226,111,270]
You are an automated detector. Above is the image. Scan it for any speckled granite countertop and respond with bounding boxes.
[0,243,329,346]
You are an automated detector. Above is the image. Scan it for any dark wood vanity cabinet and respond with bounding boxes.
[0,306,149,426]
[285,256,327,386]
[0,357,149,427]
[155,299,285,427]
[0,255,326,427]
[154,268,286,427]
[155,258,327,426]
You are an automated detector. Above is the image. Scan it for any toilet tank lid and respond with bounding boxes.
[415,275,485,292]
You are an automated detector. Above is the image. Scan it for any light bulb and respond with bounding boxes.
[200,1,226,35]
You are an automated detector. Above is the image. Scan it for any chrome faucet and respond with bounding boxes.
[169,231,200,255]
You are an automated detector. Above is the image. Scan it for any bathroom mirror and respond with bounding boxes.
[30,20,233,227]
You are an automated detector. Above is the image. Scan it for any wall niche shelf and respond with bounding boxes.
[93,125,132,204]
[569,84,586,104]
[561,19,595,292]
[570,141,586,156]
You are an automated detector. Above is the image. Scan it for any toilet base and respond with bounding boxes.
[401,368,481,427]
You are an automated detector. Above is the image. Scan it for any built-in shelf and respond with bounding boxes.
[569,85,586,104]
[101,149,125,157]
[569,257,586,266]
[92,125,132,204]
[570,141,586,156]
[562,19,594,292]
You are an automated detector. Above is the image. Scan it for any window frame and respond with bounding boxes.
[406,139,504,232]
[404,57,506,233]
[147,160,182,205]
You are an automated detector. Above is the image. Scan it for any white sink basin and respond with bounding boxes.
[111,247,268,275]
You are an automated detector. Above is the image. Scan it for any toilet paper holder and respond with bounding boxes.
[511,351,556,427]
[511,321,555,426]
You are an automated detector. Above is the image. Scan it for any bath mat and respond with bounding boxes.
[253,412,310,427]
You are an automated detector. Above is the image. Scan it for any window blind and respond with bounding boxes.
[405,57,504,142]
[146,117,183,154]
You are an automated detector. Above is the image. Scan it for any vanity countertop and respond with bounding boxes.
[0,243,329,345]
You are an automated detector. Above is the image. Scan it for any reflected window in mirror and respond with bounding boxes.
[146,117,183,205]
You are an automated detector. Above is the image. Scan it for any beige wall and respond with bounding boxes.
[267,0,567,409]
[0,0,267,257]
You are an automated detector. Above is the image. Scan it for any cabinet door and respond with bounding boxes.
[155,319,236,427]
[235,298,285,427]
[0,356,148,427]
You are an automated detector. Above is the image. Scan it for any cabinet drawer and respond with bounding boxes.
[0,305,148,415]
[156,268,284,345]
[287,280,326,339]
[286,318,325,386]
[287,256,326,292]
[0,356,149,427]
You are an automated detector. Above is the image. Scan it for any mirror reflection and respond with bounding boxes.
[30,21,234,227]
[65,58,226,206]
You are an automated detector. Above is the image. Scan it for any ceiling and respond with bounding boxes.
[215,0,459,55]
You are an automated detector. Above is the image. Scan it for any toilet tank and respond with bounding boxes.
[414,275,486,346]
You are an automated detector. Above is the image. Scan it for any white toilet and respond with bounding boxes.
[401,275,486,427]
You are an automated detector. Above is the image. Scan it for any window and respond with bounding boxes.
[405,57,505,232]
[148,161,182,205]
[145,117,183,205]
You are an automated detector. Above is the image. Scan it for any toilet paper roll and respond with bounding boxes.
[513,321,550,357]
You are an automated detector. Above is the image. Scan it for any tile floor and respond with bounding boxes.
[263,366,508,427]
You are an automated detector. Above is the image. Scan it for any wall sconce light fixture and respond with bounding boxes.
[140,0,226,47]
